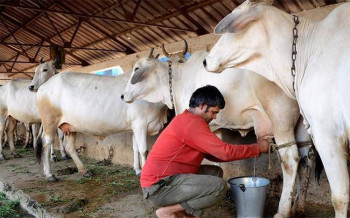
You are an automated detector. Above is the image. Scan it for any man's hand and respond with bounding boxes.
[257,136,273,153]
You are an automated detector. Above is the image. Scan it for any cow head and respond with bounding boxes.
[162,40,188,63]
[122,48,172,108]
[203,0,274,74]
[29,57,58,92]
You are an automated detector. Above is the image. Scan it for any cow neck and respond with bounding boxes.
[291,17,320,131]
[293,18,320,101]
[167,60,185,115]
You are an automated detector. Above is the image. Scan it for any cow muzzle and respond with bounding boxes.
[121,94,134,103]
[203,58,223,73]
[28,85,38,92]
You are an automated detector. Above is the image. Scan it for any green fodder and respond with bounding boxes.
[0,194,20,218]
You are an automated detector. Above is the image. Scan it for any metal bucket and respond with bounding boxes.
[228,177,270,218]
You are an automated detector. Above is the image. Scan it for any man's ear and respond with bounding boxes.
[199,104,207,111]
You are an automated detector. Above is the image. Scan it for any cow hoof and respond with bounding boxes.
[83,171,93,178]
[47,175,59,182]
[50,157,58,162]
[62,155,71,160]
[13,153,22,158]
[273,213,286,218]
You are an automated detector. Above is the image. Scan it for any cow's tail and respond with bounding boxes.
[315,152,324,185]
[36,135,43,164]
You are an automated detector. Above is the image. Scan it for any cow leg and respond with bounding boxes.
[274,143,299,218]
[292,117,313,215]
[293,145,314,216]
[57,129,69,160]
[7,117,21,158]
[31,123,40,150]
[2,119,9,148]
[64,132,91,177]
[41,133,58,181]
[23,123,31,149]
[34,124,43,150]
[132,125,147,175]
[49,142,58,162]
[132,134,141,175]
[0,117,7,160]
[313,130,349,217]
[14,123,18,145]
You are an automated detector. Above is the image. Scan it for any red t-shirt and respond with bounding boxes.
[140,110,260,187]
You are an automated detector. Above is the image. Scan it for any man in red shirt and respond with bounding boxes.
[141,85,270,218]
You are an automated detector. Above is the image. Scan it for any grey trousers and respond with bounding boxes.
[143,165,226,217]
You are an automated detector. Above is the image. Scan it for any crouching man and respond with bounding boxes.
[141,85,270,217]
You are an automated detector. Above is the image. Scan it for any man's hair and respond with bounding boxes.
[189,85,225,109]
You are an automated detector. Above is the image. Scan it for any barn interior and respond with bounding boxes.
[0,0,347,217]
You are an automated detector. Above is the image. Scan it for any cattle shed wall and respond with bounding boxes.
[42,3,342,206]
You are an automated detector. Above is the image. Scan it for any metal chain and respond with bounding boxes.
[291,15,300,91]
[168,61,175,109]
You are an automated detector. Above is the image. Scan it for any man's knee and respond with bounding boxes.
[209,177,227,199]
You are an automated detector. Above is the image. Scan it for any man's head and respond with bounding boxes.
[189,85,225,123]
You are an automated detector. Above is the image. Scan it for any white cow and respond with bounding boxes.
[0,80,42,159]
[204,1,350,217]
[30,68,168,182]
[122,49,314,215]
[0,78,68,161]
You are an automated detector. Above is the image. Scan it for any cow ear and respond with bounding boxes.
[214,8,259,34]
[131,67,147,84]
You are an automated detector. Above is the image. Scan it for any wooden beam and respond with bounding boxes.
[0,3,194,32]
[71,0,220,51]
[165,0,209,35]
[1,19,31,60]
[0,42,124,52]
[131,0,142,20]
[44,12,66,44]
[9,53,19,71]
[84,20,136,54]
[0,60,81,65]
[69,19,82,46]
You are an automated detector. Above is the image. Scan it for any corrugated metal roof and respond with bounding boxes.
[0,0,346,80]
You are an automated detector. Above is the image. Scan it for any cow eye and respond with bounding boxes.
[43,69,48,72]
[134,67,140,72]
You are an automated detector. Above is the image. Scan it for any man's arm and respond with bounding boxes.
[185,119,270,161]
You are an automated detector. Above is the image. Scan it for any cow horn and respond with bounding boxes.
[162,44,170,57]
[148,48,155,59]
[39,57,44,64]
[182,40,188,56]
